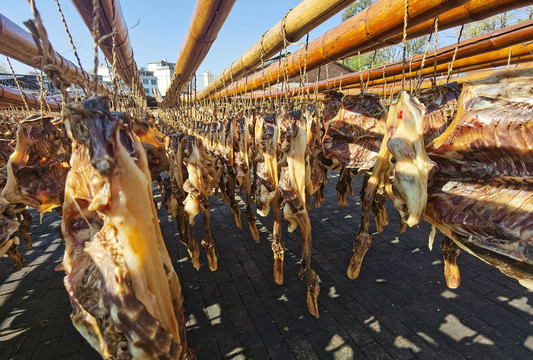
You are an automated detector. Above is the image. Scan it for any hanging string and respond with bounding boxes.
[303,33,310,101]
[6,57,30,113]
[281,14,291,109]
[446,24,463,84]
[110,0,119,110]
[432,17,439,87]
[415,26,435,95]
[364,50,378,93]
[382,61,389,98]
[36,68,51,114]
[507,46,513,70]
[54,0,88,97]
[91,0,100,95]
[400,0,409,91]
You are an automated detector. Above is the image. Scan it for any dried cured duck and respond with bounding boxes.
[349,91,434,279]
[182,135,218,271]
[255,112,284,284]
[61,96,194,359]
[133,119,170,191]
[163,133,200,270]
[304,105,327,209]
[425,69,533,289]
[418,84,461,145]
[0,196,22,269]
[234,114,260,241]
[322,94,386,172]
[2,115,71,213]
[279,110,320,318]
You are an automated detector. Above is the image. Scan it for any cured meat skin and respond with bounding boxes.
[425,69,533,289]
[349,91,434,279]
[0,196,22,269]
[254,113,285,284]
[2,115,71,213]
[182,135,218,271]
[164,133,201,270]
[322,94,385,172]
[279,110,319,318]
[61,97,194,359]
[418,84,461,145]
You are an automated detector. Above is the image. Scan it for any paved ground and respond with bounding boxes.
[1,174,532,359]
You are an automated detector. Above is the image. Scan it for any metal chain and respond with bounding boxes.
[6,57,29,113]
[446,24,463,83]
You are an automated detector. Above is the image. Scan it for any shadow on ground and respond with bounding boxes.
[1,175,532,359]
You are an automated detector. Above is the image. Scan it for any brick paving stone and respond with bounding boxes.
[1,178,533,359]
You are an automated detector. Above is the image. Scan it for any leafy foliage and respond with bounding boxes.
[340,0,429,72]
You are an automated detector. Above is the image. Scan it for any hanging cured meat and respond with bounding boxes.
[60,96,194,359]
[182,135,218,271]
[255,112,285,284]
[418,84,461,145]
[425,69,533,289]
[322,94,386,172]
[163,133,200,270]
[234,113,260,241]
[1,115,71,213]
[133,118,170,191]
[279,109,320,318]
[0,195,22,269]
[349,91,434,279]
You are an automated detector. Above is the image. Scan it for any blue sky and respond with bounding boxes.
[1,0,348,89]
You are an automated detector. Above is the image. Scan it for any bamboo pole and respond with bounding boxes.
[344,44,533,90]
[0,84,61,111]
[0,13,113,96]
[351,0,533,57]
[208,0,533,100]
[233,20,533,100]
[71,0,144,98]
[162,0,236,107]
[348,63,533,96]
[194,0,354,101]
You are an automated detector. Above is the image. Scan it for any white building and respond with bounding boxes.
[203,70,214,89]
[139,70,158,97]
[147,60,175,97]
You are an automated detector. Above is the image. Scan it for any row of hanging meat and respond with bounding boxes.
[0,68,532,359]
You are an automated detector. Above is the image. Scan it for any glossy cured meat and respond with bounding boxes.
[61,97,194,359]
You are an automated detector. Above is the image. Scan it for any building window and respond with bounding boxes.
[145,88,149,95]
[151,80,157,85]
[142,79,148,85]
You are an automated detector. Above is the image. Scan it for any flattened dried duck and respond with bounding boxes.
[182,135,218,271]
[349,91,434,279]
[133,119,170,191]
[61,97,194,359]
[255,112,284,284]
[2,115,71,213]
[425,69,533,289]
[279,110,320,317]
[0,195,22,269]
[163,133,200,270]
[418,84,461,145]
[235,114,260,241]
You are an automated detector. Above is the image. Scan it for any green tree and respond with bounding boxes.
[340,0,429,71]
[460,6,533,38]
[341,0,372,21]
